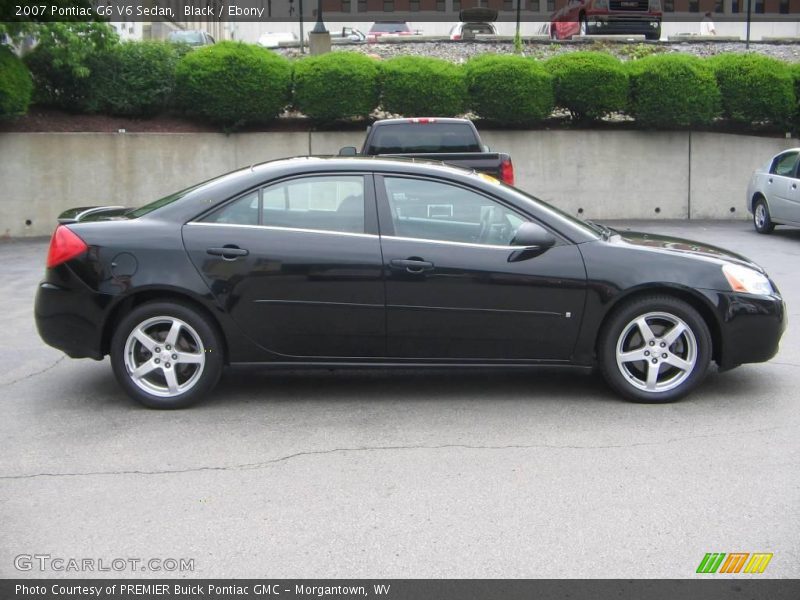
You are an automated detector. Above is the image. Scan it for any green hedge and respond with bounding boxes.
[175,42,292,126]
[0,47,33,118]
[465,54,554,125]
[380,56,466,117]
[24,44,87,111]
[546,52,628,121]
[84,41,180,117]
[293,52,379,121]
[710,53,794,126]
[627,54,720,128]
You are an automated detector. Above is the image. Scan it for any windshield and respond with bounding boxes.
[370,22,410,33]
[368,123,482,154]
[476,176,603,241]
[168,31,205,44]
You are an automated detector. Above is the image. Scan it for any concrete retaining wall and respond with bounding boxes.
[0,130,795,238]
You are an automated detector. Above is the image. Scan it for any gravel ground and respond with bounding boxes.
[276,40,800,62]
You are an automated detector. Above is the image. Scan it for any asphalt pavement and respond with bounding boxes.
[1,220,798,579]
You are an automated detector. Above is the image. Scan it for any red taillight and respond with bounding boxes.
[500,158,515,186]
[46,225,88,268]
[453,34,461,40]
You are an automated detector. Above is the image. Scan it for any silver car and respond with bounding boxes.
[747,148,800,234]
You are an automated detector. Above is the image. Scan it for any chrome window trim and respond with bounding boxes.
[184,221,379,240]
[381,234,518,251]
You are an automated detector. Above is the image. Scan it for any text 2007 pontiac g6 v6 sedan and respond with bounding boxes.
[35,157,785,408]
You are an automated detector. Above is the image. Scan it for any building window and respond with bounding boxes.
[688,0,698,11]
[436,0,445,10]
[755,0,764,12]
[341,0,351,12]
[713,0,722,11]
[731,0,739,12]
[780,0,789,13]
[529,0,540,10]
[410,0,420,10]
[454,0,461,10]
[503,0,514,10]
[547,0,555,11]
[384,0,394,11]
[358,0,367,12]
[663,0,673,10]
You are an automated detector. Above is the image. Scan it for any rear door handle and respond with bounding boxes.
[390,258,434,273]
[207,246,249,259]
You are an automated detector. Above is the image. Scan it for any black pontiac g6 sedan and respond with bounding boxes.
[35,157,786,408]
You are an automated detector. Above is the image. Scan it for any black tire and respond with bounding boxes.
[753,197,775,234]
[599,295,712,403]
[110,301,223,409]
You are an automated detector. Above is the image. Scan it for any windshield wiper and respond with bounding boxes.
[586,220,613,240]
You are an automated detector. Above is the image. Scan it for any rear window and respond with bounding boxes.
[367,123,482,154]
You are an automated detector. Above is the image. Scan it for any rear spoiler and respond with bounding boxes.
[57,206,128,224]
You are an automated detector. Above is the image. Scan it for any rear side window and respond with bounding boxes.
[202,175,366,234]
[367,123,482,154]
[770,152,798,177]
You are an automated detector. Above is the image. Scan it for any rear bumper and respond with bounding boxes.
[702,289,787,370]
[34,269,108,360]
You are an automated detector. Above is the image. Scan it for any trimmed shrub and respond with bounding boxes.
[709,53,794,126]
[24,44,88,110]
[546,51,627,121]
[380,56,466,117]
[0,46,33,118]
[465,54,554,125]
[627,54,720,128]
[175,42,292,126]
[84,41,180,117]
[293,52,379,121]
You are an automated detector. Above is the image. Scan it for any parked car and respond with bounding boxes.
[450,7,498,40]
[747,148,800,234]
[330,27,367,44]
[550,0,662,40]
[367,21,417,42]
[339,117,515,185]
[449,22,497,40]
[167,29,215,46]
[257,31,298,48]
[35,157,785,408]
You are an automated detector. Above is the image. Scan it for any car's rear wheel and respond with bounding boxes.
[599,296,711,403]
[110,301,223,409]
[753,197,775,234]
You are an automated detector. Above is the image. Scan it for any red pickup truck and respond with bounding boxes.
[550,0,662,41]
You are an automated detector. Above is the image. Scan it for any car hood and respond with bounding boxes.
[610,230,765,273]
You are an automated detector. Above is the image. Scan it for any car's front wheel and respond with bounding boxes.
[753,197,775,234]
[599,296,712,403]
[110,301,223,408]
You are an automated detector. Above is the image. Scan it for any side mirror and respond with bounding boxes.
[482,144,491,152]
[339,146,358,156]
[509,222,556,262]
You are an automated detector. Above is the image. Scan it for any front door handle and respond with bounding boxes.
[390,258,434,273]
[207,246,249,260]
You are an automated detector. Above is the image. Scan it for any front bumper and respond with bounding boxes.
[587,16,661,35]
[701,289,787,370]
[34,267,109,360]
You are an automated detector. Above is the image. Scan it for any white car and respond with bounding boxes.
[448,21,497,40]
[257,32,298,48]
[747,148,800,234]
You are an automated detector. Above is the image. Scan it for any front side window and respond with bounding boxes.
[770,153,798,177]
[203,176,365,234]
[383,177,526,246]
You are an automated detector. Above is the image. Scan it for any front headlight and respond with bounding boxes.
[722,264,774,296]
